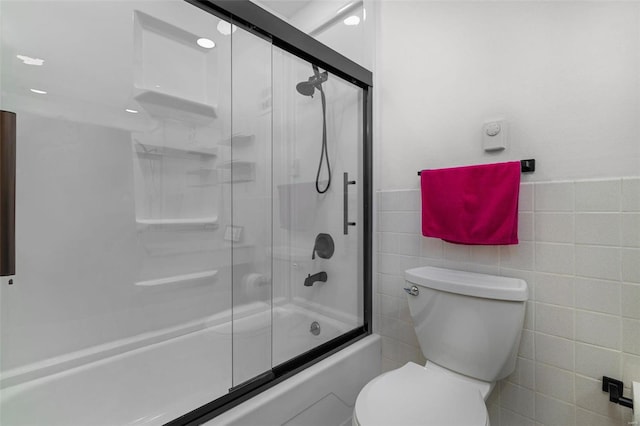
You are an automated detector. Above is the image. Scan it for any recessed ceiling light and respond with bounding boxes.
[125,109,139,114]
[217,21,237,36]
[17,54,44,66]
[197,38,215,49]
[29,88,47,95]
[343,15,360,26]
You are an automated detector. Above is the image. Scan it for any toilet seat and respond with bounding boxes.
[353,362,489,426]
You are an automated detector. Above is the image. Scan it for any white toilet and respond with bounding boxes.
[354,266,528,426]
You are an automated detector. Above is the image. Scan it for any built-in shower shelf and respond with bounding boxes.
[134,89,217,125]
[136,217,219,229]
[219,161,256,183]
[135,141,217,158]
[218,134,255,146]
[135,269,218,287]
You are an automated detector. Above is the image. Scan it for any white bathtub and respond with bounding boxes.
[0,304,371,426]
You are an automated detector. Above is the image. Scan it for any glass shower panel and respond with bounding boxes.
[230,26,273,386]
[271,47,364,366]
[1,1,232,424]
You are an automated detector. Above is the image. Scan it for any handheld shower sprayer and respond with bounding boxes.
[295,64,331,194]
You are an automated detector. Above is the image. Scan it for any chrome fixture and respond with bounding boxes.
[403,285,419,296]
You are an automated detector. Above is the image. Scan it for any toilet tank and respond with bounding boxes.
[405,266,528,382]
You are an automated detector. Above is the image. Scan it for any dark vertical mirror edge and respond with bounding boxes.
[0,110,16,277]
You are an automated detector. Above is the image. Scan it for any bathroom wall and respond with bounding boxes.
[374,2,640,426]
[376,1,640,190]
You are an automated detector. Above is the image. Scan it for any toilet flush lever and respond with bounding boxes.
[403,286,419,296]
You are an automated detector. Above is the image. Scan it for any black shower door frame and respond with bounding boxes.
[165,1,373,425]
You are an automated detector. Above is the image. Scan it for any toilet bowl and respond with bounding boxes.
[353,362,490,426]
[353,266,528,426]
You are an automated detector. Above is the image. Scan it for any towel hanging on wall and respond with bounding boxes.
[420,161,521,245]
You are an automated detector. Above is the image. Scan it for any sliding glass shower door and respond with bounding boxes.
[0,2,235,423]
[272,48,364,366]
[0,1,367,424]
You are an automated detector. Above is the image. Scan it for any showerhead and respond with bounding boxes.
[296,66,328,97]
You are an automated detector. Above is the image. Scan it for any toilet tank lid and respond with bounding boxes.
[405,266,528,301]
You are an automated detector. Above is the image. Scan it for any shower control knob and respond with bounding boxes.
[403,286,419,296]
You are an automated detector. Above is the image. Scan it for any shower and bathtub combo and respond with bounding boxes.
[0,1,530,425]
[0,1,373,424]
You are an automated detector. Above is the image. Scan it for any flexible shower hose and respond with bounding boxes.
[315,80,331,194]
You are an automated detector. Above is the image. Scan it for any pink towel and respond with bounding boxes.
[421,161,520,245]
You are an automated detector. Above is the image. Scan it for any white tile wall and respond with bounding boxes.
[375,178,640,426]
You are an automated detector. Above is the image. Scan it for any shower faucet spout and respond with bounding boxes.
[304,271,327,287]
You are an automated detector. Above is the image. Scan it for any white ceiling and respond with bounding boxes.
[252,0,314,20]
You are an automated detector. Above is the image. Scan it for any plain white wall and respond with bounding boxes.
[377,1,640,190]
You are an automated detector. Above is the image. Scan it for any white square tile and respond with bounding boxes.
[378,316,419,348]
[574,278,620,315]
[575,179,621,212]
[488,405,500,426]
[575,311,621,350]
[622,353,640,387]
[535,273,573,307]
[518,212,534,241]
[500,409,534,426]
[443,242,471,262]
[535,304,574,339]
[519,183,534,212]
[377,253,421,276]
[535,182,574,212]
[519,329,535,360]
[501,382,535,419]
[535,243,574,275]
[575,213,620,246]
[514,357,536,390]
[524,300,535,330]
[378,190,421,211]
[535,333,574,371]
[379,294,400,318]
[420,237,443,259]
[381,357,402,373]
[575,375,623,419]
[621,284,640,319]
[377,211,421,233]
[378,232,421,256]
[621,249,640,283]
[622,318,640,356]
[575,343,621,380]
[576,408,623,426]
[377,273,405,298]
[575,246,620,281]
[377,232,396,254]
[621,214,640,248]
[535,213,574,243]
[500,242,535,270]
[535,393,575,426]
[470,245,500,265]
[380,335,423,365]
[622,178,640,212]
[535,363,574,403]
[398,297,411,323]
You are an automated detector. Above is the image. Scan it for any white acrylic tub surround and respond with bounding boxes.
[0,305,351,426]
